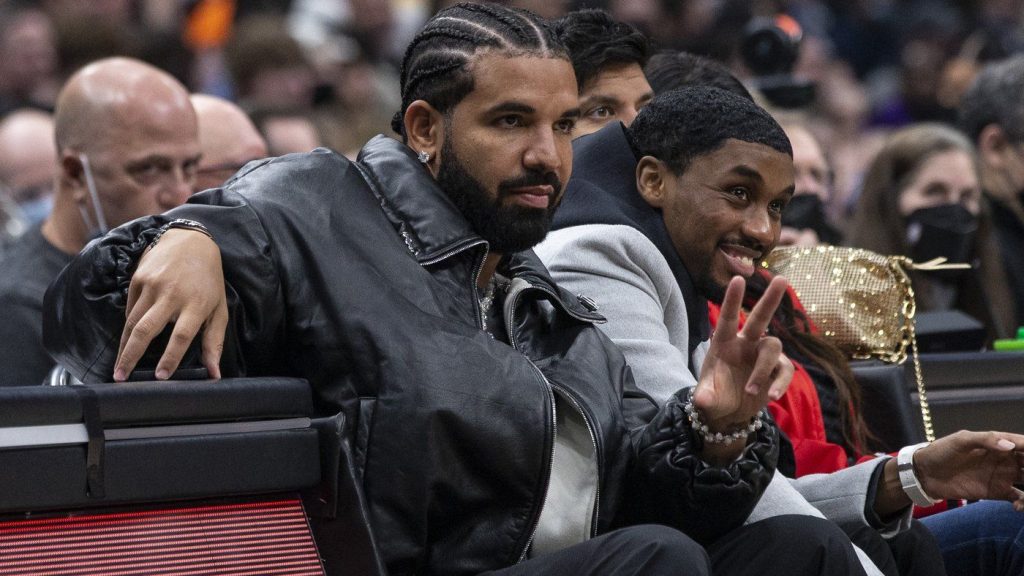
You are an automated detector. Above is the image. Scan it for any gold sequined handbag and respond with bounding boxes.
[763,245,969,442]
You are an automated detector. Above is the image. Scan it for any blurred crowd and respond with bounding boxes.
[3,0,1024,340]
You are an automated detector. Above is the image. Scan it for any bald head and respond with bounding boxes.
[0,109,56,204]
[47,57,201,252]
[54,57,196,154]
[190,94,268,192]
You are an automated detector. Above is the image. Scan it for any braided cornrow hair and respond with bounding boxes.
[391,2,569,139]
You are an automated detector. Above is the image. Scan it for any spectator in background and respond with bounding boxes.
[958,54,1024,334]
[190,94,268,193]
[645,50,753,100]
[0,109,57,226]
[248,106,323,157]
[0,1,60,115]
[775,116,842,246]
[553,8,653,137]
[847,122,1015,340]
[0,57,200,387]
[48,0,140,83]
[225,14,316,111]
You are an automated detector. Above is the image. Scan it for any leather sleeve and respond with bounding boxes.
[620,387,778,545]
[43,182,286,384]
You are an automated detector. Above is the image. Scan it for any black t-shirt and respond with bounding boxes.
[0,224,73,386]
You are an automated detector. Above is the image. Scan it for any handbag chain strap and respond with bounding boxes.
[908,322,936,442]
[894,256,936,443]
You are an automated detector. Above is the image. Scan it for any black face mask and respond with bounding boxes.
[905,203,977,280]
[781,194,842,244]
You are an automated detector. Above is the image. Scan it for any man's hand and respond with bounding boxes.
[917,431,1024,510]
[113,228,228,381]
[874,431,1024,517]
[693,275,793,464]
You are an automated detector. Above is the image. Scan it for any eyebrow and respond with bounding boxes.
[579,94,618,107]
[126,153,202,166]
[729,164,766,183]
[485,101,581,120]
[485,101,535,116]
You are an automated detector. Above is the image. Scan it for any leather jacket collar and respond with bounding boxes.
[357,135,483,264]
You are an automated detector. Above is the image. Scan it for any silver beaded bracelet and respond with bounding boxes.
[683,389,764,446]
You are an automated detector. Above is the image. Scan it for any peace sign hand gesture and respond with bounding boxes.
[693,275,793,465]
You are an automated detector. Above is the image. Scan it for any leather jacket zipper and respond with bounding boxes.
[550,382,602,536]
[506,280,601,561]
[419,238,489,330]
[516,362,556,563]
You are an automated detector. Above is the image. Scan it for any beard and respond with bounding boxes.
[436,137,562,254]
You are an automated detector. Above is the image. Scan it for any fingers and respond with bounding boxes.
[201,298,228,380]
[712,276,746,344]
[115,300,176,381]
[154,311,204,380]
[744,336,783,396]
[741,275,788,339]
[767,353,793,401]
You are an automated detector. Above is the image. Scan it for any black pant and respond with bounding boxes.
[484,516,867,576]
[844,519,948,576]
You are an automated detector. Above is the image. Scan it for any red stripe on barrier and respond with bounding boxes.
[0,498,325,576]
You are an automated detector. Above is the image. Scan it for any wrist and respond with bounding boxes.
[683,389,764,447]
[897,442,941,507]
[150,218,212,249]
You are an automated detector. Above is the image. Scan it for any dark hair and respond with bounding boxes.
[628,86,790,174]
[552,9,650,93]
[958,55,1024,144]
[391,2,568,138]
[644,50,752,100]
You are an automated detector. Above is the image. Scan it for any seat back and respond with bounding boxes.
[0,377,386,576]
[850,360,925,453]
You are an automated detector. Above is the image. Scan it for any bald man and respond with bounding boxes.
[190,94,268,193]
[0,57,200,386]
[0,109,57,225]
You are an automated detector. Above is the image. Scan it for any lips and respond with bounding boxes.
[508,185,553,209]
[719,244,761,277]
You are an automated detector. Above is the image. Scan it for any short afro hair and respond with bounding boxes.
[553,9,650,92]
[629,86,791,174]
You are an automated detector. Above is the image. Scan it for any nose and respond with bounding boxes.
[621,106,641,128]
[742,206,776,249]
[523,128,563,174]
[158,166,194,209]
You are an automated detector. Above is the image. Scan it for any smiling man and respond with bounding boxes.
[45,5,869,576]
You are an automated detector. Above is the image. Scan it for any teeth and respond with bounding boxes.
[737,256,752,266]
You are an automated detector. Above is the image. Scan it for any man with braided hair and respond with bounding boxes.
[45,4,868,575]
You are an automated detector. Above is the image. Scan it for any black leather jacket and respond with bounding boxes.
[45,136,776,575]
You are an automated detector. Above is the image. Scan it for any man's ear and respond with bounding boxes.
[404,100,444,172]
[978,123,1009,170]
[636,156,670,209]
[60,150,87,202]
